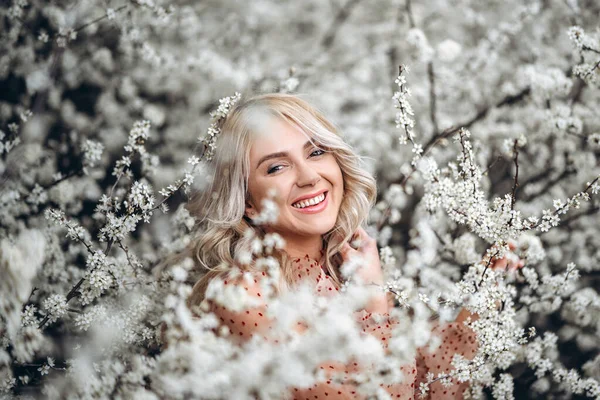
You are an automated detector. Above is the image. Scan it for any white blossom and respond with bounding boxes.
[106,8,116,20]
[187,155,200,165]
[42,294,68,324]
[81,139,104,168]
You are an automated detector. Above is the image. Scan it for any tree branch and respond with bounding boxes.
[422,86,531,154]
[427,61,439,135]
[320,0,363,49]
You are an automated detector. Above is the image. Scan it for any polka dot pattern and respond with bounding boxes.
[207,271,275,347]
[414,322,478,399]
[208,254,478,399]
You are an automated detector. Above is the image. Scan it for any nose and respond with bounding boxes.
[296,161,321,187]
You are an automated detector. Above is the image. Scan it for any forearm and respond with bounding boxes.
[363,288,390,314]
[361,282,390,315]
[354,263,390,315]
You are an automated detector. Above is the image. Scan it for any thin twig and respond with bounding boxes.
[427,61,439,135]
[519,167,554,190]
[521,169,573,202]
[582,45,600,55]
[74,5,128,33]
[482,156,503,176]
[508,139,519,226]
[117,239,140,272]
[583,58,600,78]
[523,175,600,231]
[41,169,82,191]
[27,287,38,303]
[423,87,531,153]
[562,205,600,226]
[405,0,416,28]
[477,248,501,290]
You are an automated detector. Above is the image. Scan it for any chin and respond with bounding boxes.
[314,221,337,235]
[285,221,336,237]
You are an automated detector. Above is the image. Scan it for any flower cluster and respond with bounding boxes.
[42,294,68,324]
[567,26,600,87]
[521,65,572,105]
[113,120,157,178]
[81,139,105,170]
[98,213,142,242]
[0,128,21,155]
[420,130,523,243]
[126,180,155,222]
[393,65,417,147]
[199,92,242,161]
[79,251,113,305]
[44,208,89,241]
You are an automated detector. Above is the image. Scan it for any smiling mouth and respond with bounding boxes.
[291,191,328,209]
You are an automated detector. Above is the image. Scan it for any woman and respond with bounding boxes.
[182,93,481,399]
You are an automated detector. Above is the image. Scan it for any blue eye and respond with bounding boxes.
[266,149,326,175]
[267,165,283,174]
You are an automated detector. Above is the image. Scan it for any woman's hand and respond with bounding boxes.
[488,241,524,272]
[457,241,524,324]
[340,226,384,285]
[340,227,391,314]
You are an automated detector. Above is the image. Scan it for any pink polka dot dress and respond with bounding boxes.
[207,254,478,399]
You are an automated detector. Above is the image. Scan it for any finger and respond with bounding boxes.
[355,227,375,250]
[357,226,374,241]
[510,259,525,271]
[340,241,356,259]
[491,258,508,271]
[353,235,365,252]
[506,260,516,272]
[349,235,362,250]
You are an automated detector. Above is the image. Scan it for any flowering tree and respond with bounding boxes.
[1,0,600,398]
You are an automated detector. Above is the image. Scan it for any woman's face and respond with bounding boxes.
[245,116,344,240]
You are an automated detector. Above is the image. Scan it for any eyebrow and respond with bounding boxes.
[256,140,316,169]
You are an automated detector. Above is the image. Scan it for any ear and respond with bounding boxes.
[245,199,257,218]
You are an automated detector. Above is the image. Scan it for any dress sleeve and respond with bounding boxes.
[291,315,477,400]
[353,308,478,399]
[414,320,478,399]
[207,271,276,346]
[291,311,419,400]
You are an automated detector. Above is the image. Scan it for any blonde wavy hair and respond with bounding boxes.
[180,93,377,308]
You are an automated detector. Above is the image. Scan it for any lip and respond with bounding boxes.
[291,189,328,205]
[291,191,329,214]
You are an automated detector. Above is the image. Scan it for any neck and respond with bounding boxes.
[283,235,324,263]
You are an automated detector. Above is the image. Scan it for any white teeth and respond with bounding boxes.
[293,193,326,209]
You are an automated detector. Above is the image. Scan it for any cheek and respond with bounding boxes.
[255,179,290,207]
[247,179,271,206]
[329,163,344,203]
[246,179,259,201]
[331,162,344,188]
